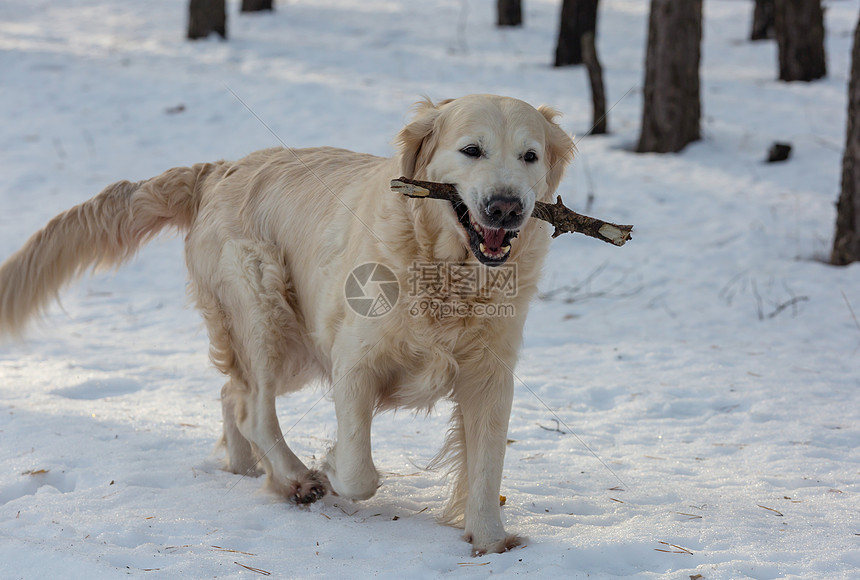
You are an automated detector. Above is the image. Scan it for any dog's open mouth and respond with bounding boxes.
[451,198,519,266]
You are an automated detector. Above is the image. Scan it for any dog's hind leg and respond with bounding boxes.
[229,371,327,504]
[195,240,327,504]
[220,379,261,476]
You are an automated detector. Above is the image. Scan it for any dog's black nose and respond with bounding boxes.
[484,197,525,230]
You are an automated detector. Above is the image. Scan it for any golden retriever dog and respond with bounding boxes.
[0,95,574,555]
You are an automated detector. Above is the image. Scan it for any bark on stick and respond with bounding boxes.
[391,177,632,247]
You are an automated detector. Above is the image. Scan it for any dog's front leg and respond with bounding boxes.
[458,371,522,556]
[323,363,380,501]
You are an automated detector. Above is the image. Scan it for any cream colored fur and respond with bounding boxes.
[0,95,574,555]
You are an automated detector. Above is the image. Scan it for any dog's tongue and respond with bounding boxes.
[483,228,506,251]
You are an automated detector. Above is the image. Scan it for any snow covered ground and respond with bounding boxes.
[1,0,859,577]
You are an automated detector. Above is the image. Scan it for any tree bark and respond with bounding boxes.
[751,0,775,41]
[188,0,226,40]
[497,0,522,27]
[832,18,860,265]
[554,0,599,67]
[582,31,607,134]
[774,0,826,82]
[241,0,273,12]
[636,0,702,154]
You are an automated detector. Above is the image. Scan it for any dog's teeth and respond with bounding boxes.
[479,243,508,259]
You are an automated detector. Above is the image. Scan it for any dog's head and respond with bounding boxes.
[397,95,574,266]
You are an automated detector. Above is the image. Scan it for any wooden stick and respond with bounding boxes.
[390,176,633,247]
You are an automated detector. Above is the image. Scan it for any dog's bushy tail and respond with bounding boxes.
[0,162,223,336]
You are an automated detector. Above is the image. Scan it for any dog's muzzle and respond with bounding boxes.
[483,196,525,231]
[452,191,525,266]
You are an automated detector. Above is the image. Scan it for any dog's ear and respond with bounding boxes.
[537,105,576,195]
[396,98,450,179]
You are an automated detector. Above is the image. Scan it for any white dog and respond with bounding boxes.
[0,95,574,555]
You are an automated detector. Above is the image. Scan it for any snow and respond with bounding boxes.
[1,0,859,577]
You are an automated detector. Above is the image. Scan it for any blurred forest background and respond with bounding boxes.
[186,0,860,267]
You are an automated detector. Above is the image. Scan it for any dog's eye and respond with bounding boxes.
[522,150,538,163]
[460,145,482,158]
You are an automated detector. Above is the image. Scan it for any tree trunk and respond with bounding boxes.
[831,18,860,265]
[497,0,522,27]
[751,0,775,41]
[636,0,702,153]
[241,0,273,12]
[582,31,607,134]
[188,0,226,40]
[554,0,599,67]
[774,0,826,82]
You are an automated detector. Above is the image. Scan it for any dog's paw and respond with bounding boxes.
[322,453,380,501]
[466,533,524,557]
[277,470,329,505]
[324,468,379,501]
